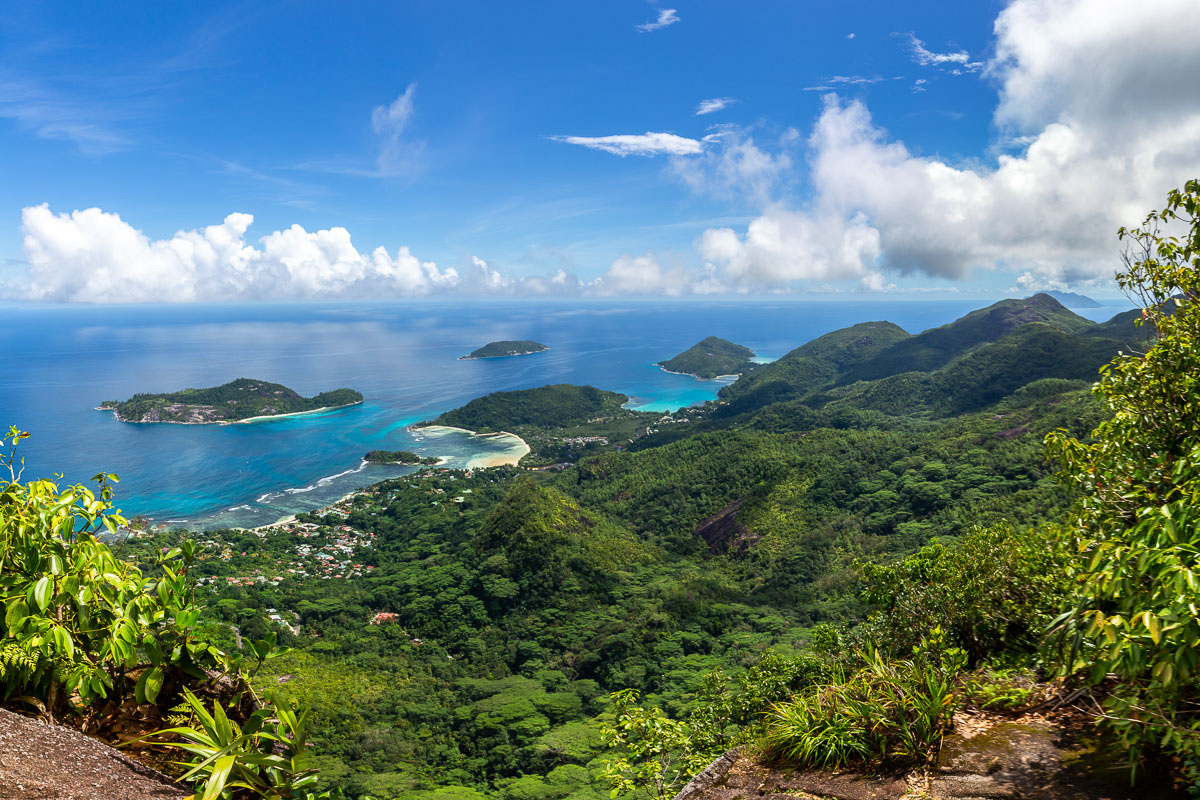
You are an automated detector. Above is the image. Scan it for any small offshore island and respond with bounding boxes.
[459,339,549,360]
[98,378,363,424]
[657,336,758,379]
[363,450,440,465]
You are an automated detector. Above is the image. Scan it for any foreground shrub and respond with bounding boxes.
[860,523,1071,665]
[0,427,228,720]
[1045,181,1200,785]
[760,635,962,769]
[1,428,346,799]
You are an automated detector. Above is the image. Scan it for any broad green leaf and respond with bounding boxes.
[31,577,52,611]
[4,599,29,632]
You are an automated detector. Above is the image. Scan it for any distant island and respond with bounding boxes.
[460,340,549,360]
[363,450,440,465]
[657,336,757,379]
[1042,290,1103,308]
[98,378,363,424]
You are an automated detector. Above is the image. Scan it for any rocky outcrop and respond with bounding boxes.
[694,500,759,554]
[929,719,1182,799]
[0,707,187,800]
[672,749,906,800]
[673,716,1187,800]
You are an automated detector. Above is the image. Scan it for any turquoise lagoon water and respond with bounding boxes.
[0,299,1131,529]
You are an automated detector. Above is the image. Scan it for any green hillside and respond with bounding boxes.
[841,293,1093,383]
[715,295,1129,421]
[657,336,756,379]
[784,320,911,370]
[716,321,909,415]
[428,384,629,432]
[819,322,1126,418]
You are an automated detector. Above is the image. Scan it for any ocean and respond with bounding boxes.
[0,298,1131,529]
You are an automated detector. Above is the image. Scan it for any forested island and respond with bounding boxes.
[98,378,363,424]
[363,449,440,465]
[460,340,549,359]
[1044,289,1104,308]
[657,336,757,378]
[7,183,1200,800]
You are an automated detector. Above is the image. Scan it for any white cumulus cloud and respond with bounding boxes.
[550,132,703,157]
[17,205,467,303]
[695,0,1200,292]
[595,252,690,295]
[698,209,884,291]
[669,127,794,204]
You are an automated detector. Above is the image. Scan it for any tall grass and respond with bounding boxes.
[759,643,960,769]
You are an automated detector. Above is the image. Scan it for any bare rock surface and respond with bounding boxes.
[929,720,1182,800]
[675,718,1187,800]
[0,707,187,800]
[674,750,907,800]
[694,500,758,554]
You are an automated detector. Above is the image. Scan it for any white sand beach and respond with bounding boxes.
[231,400,363,425]
[418,425,531,467]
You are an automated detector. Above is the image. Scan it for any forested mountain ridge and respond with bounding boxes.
[781,320,911,371]
[841,292,1094,383]
[715,294,1129,420]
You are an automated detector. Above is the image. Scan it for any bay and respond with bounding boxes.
[0,298,1131,529]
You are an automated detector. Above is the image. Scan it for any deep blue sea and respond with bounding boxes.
[0,299,1132,529]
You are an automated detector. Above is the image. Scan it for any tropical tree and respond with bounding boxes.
[1045,179,1200,783]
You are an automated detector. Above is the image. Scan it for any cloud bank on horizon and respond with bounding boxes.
[10,0,1200,303]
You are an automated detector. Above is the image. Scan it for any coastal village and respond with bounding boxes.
[157,467,514,624]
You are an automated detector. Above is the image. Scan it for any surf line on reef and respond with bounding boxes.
[411,425,530,469]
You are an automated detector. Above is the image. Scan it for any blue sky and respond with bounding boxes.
[2,0,1198,302]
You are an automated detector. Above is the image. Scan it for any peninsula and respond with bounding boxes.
[98,378,363,424]
[657,336,757,379]
[363,450,440,465]
[460,340,549,360]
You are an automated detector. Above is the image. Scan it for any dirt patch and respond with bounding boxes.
[0,707,187,800]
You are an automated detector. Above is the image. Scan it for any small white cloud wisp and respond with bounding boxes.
[695,97,735,116]
[636,8,679,32]
[550,132,703,157]
[371,83,421,175]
